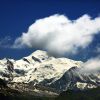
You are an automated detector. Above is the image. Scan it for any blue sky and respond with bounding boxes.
[0,0,100,61]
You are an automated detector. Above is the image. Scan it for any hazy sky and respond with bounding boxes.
[0,0,100,61]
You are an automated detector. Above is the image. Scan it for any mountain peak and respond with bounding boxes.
[28,50,49,61]
[31,50,48,56]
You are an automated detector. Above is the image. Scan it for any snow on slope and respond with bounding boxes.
[0,50,99,91]
[13,50,82,83]
[0,50,82,83]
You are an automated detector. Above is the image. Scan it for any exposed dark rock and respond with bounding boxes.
[7,59,14,72]
[23,58,30,64]
[32,56,41,63]
[15,69,25,75]
[0,78,7,88]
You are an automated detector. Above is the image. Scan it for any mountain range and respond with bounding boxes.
[0,50,100,98]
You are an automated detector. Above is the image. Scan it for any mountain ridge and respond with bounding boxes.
[0,50,100,94]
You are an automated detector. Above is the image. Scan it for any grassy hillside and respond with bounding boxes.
[0,88,55,100]
[1,87,100,100]
[0,79,100,100]
[56,88,100,100]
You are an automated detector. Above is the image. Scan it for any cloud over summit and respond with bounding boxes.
[80,56,100,74]
[13,14,100,56]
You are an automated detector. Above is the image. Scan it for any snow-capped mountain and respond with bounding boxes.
[0,50,100,92]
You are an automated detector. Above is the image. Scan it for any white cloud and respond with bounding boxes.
[80,56,100,74]
[13,14,100,56]
[0,36,12,48]
[96,47,100,53]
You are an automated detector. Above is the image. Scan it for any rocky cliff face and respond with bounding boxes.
[0,50,100,93]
